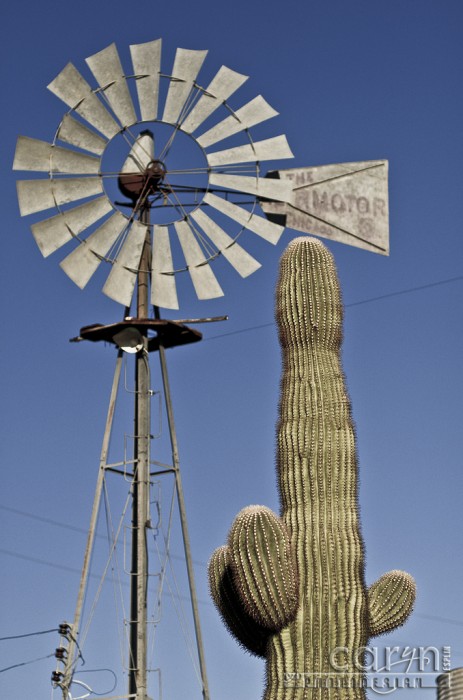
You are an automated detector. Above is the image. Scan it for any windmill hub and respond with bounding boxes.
[118,159,167,202]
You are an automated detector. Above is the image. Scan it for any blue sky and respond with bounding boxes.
[1,1,463,699]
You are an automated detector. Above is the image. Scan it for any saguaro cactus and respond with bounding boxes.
[209,237,416,698]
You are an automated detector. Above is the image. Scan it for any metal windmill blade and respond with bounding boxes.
[13,40,297,310]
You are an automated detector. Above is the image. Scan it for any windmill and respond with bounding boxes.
[13,39,389,700]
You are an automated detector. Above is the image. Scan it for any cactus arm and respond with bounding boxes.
[367,570,416,636]
[228,505,299,631]
[208,545,269,658]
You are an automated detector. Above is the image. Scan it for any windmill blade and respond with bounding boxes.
[57,114,107,155]
[151,225,179,310]
[196,96,278,148]
[260,160,390,255]
[102,220,148,306]
[48,63,119,139]
[180,65,248,134]
[16,177,103,216]
[121,131,154,173]
[130,39,162,122]
[174,220,224,300]
[60,212,128,288]
[30,196,113,257]
[207,135,294,167]
[203,192,284,244]
[86,43,137,128]
[13,136,100,174]
[190,208,261,278]
[209,173,293,203]
[162,48,208,124]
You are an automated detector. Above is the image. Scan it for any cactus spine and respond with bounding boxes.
[209,237,416,699]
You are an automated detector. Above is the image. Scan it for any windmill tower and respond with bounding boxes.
[13,39,390,700]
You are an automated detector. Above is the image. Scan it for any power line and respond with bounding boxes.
[204,274,463,342]
[0,547,94,577]
[0,653,55,675]
[0,628,57,642]
[345,274,463,308]
[0,504,95,538]
[0,504,207,568]
[2,547,463,630]
[0,548,211,606]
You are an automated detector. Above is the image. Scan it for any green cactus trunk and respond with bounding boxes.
[209,237,415,700]
[268,237,366,698]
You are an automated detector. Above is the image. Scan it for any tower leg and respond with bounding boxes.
[61,352,124,700]
[156,324,210,700]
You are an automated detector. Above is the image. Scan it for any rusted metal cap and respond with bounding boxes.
[118,160,167,202]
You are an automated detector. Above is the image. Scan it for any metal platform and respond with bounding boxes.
[72,317,202,352]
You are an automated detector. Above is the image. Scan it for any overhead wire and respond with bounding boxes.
[145,479,179,670]
[149,479,201,685]
[0,653,55,674]
[0,505,207,567]
[102,478,130,674]
[71,668,117,697]
[3,553,463,628]
[3,519,463,630]
[0,547,95,577]
[148,485,177,653]
[0,550,207,602]
[0,628,57,641]
[79,483,132,651]
[161,553,202,686]
[0,505,105,539]
[345,274,463,308]
[67,678,92,700]
[204,273,463,342]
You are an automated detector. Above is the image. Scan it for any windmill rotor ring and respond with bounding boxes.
[13,39,294,310]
